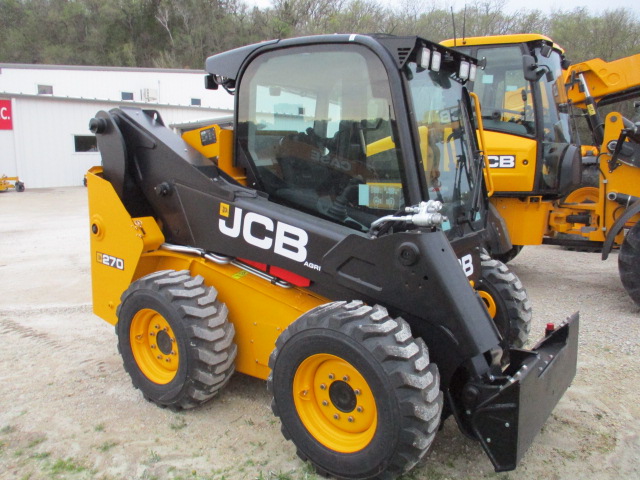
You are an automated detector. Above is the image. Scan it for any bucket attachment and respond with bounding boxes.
[467,313,579,471]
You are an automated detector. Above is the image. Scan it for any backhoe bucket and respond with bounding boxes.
[470,313,579,471]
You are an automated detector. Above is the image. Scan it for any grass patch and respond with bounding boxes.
[170,417,188,431]
[30,451,51,460]
[49,457,87,474]
[97,440,119,452]
[27,436,46,449]
[0,425,16,434]
[147,450,161,465]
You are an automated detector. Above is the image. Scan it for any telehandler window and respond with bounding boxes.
[474,46,535,137]
[237,45,406,232]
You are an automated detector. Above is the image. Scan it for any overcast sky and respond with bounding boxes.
[244,0,639,14]
[497,0,638,14]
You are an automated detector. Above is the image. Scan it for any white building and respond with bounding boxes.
[0,64,234,188]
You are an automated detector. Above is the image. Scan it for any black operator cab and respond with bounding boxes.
[206,34,488,280]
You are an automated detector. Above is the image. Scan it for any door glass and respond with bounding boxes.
[237,45,405,232]
[475,46,535,137]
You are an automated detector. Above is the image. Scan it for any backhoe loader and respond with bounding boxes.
[442,34,640,306]
[86,34,578,479]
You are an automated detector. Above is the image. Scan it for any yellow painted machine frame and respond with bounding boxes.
[87,166,327,381]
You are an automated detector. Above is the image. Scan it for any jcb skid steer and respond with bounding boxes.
[86,34,578,479]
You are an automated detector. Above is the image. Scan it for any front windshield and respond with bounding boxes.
[406,63,481,230]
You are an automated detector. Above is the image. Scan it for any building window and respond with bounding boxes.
[121,91,134,101]
[38,84,53,95]
[191,98,201,106]
[74,135,98,152]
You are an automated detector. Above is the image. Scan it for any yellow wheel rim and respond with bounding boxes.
[293,354,377,453]
[564,187,599,205]
[478,290,497,318]
[130,308,179,384]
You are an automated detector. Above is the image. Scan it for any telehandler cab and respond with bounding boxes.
[87,34,578,479]
[442,34,640,306]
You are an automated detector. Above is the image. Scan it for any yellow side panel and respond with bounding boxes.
[182,124,247,185]
[483,131,537,192]
[490,197,552,246]
[135,251,328,380]
[87,168,165,325]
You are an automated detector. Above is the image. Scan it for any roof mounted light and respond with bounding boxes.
[459,60,470,80]
[419,48,431,70]
[431,51,442,72]
[469,63,477,82]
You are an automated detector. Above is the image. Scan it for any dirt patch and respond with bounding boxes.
[0,187,638,480]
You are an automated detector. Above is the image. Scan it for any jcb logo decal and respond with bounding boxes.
[488,155,516,168]
[97,252,124,270]
[219,204,308,262]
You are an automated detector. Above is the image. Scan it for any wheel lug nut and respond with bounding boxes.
[348,416,354,423]
[157,355,162,359]
[165,358,171,363]
[171,351,176,355]
[342,375,349,382]
[320,384,327,390]
[354,389,361,395]
[357,406,364,413]
[333,414,340,420]
[328,374,335,380]
[154,325,160,329]
[149,332,155,336]
[322,400,329,406]
[150,344,156,349]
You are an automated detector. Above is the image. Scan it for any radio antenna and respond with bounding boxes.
[462,5,467,44]
[451,7,457,47]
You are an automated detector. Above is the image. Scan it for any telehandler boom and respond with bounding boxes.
[87,34,578,479]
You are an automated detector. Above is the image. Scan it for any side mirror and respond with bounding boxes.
[523,55,544,81]
[540,44,552,58]
[545,69,555,83]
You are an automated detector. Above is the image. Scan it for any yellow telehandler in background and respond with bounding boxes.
[442,34,640,306]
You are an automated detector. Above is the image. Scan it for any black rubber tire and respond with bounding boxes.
[15,181,25,192]
[493,244,523,264]
[116,270,237,410]
[268,300,442,480]
[476,253,532,351]
[619,222,640,307]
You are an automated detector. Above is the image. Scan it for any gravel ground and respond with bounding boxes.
[0,187,639,480]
